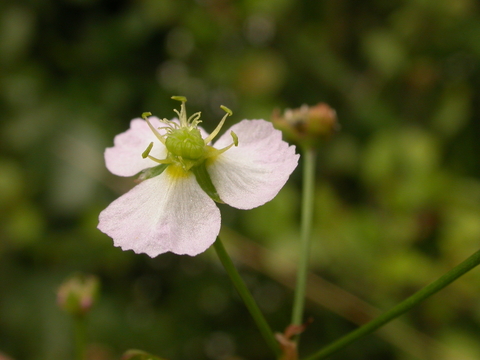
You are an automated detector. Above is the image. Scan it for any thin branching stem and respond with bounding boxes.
[74,315,87,360]
[291,148,317,329]
[213,237,281,358]
[304,249,480,360]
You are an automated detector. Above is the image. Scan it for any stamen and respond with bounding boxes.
[220,105,233,116]
[230,131,238,146]
[143,112,166,145]
[204,105,233,144]
[173,108,182,121]
[142,142,154,159]
[171,96,188,127]
[147,155,172,164]
[214,142,235,156]
[206,131,239,158]
[158,119,180,132]
[187,112,202,127]
[157,126,173,133]
[171,95,187,102]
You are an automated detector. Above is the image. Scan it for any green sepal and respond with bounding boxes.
[138,164,169,181]
[191,161,224,203]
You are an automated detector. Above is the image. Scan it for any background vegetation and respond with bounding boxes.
[1,0,480,359]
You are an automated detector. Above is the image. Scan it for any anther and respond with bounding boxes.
[142,142,154,158]
[231,131,238,146]
[220,105,232,116]
[142,112,152,120]
[171,96,187,103]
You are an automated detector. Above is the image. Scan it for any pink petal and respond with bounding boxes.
[209,119,299,210]
[105,117,169,177]
[98,169,221,256]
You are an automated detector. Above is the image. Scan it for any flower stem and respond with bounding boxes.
[303,249,480,360]
[291,148,317,328]
[74,315,87,360]
[213,237,281,357]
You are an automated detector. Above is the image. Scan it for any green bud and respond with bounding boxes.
[165,128,205,160]
[57,273,99,317]
[272,102,339,150]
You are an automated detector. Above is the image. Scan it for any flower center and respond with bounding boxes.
[140,96,238,175]
[165,127,205,160]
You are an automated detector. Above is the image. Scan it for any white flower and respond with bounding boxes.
[98,97,299,257]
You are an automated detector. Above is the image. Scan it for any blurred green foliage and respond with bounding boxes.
[1,0,480,359]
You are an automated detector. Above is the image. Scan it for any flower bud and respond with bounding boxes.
[57,273,99,317]
[272,103,339,149]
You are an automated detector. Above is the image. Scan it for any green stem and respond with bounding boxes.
[304,249,480,360]
[74,315,87,360]
[213,237,281,357]
[291,148,317,327]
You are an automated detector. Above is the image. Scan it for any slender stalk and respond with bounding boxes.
[304,249,480,360]
[291,148,317,327]
[213,237,281,357]
[74,315,87,360]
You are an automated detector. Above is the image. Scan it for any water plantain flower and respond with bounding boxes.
[98,97,299,257]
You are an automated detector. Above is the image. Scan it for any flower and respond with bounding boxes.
[98,97,299,257]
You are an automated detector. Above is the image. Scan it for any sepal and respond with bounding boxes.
[138,164,169,181]
[191,161,223,203]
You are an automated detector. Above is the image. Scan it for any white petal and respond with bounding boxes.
[209,119,299,209]
[98,169,221,256]
[105,117,169,177]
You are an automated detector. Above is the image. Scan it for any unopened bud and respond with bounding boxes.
[57,273,99,317]
[272,103,339,149]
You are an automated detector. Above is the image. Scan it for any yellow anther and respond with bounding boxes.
[220,105,233,116]
[231,131,238,146]
[142,112,152,120]
[171,96,187,102]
